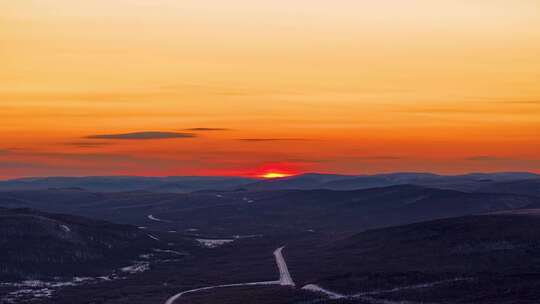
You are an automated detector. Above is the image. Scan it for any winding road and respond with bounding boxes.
[164,281,279,304]
[163,245,470,304]
[163,246,294,304]
[273,247,295,286]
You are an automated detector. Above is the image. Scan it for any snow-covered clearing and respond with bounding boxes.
[196,239,234,248]
[121,262,150,274]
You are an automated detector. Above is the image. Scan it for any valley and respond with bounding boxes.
[1,173,540,303]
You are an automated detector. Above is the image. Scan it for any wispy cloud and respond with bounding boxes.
[355,156,403,160]
[86,131,196,140]
[239,138,307,142]
[64,142,113,148]
[498,100,540,105]
[393,99,540,116]
[0,148,29,155]
[185,128,231,131]
[10,151,142,163]
[465,156,512,161]
[479,97,540,105]
[0,161,51,170]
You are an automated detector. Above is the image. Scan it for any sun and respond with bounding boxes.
[260,172,292,179]
[252,163,300,179]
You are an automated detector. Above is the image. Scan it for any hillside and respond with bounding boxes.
[0,208,195,281]
[476,178,540,197]
[1,185,539,238]
[286,212,540,303]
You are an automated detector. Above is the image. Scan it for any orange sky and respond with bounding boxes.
[1,0,539,178]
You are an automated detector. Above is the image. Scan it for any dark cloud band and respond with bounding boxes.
[87,132,196,140]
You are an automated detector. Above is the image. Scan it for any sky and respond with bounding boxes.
[1,0,539,178]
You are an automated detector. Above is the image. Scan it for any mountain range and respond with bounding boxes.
[1,172,538,194]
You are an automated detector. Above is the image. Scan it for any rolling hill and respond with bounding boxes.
[286,212,540,303]
[1,185,539,238]
[0,208,196,281]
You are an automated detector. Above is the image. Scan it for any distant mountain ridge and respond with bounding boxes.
[0,172,538,194]
[242,172,540,193]
[0,176,256,193]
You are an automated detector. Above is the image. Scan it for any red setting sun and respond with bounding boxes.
[260,172,293,179]
[249,163,302,179]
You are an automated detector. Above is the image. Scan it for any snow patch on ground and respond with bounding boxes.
[196,239,235,248]
[153,249,185,256]
[302,284,345,299]
[147,234,160,241]
[72,277,94,283]
[0,276,119,303]
[2,288,54,303]
[233,234,263,239]
[60,224,71,232]
[0,254,177,303]
[121,262,150,274]
[98,276,112,281]
[353,277,473,297]
[148,214,171,223]
[300,278,474,303]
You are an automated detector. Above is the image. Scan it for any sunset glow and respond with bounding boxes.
[261,173,293,179]
[1,1,539,179]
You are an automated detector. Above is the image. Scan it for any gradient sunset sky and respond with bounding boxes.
[1,0,539,178]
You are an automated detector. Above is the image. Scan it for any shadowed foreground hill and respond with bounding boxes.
[287,212,540,303]
[2,186,540,303]
[0,208,195,281]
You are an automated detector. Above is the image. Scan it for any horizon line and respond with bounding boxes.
[1,171,538,182]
